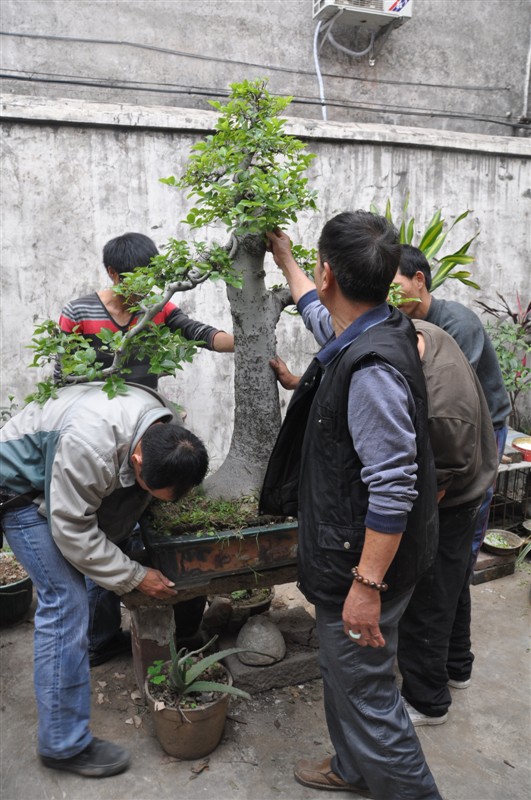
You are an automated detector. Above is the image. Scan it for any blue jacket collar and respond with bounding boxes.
[317,302,391,366]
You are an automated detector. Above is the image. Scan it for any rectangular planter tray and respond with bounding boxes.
[140,519,298,587]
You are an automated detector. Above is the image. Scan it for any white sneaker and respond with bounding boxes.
[403,699,448,727]
[448,677,471,689]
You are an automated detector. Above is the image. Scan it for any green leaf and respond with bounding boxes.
[418,220,444,252]
[185,680,252,700]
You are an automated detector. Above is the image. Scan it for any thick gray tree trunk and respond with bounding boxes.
[204,235,285,499]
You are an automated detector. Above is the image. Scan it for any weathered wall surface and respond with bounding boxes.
[1,95,530,464]
[1,0,530,137]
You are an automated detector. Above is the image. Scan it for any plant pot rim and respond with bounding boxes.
[139,518,298,588]
[143,519,297,548]
[0,574,32,590]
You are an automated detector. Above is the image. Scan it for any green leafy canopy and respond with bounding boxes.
[24,79,318,404]
[163,78,317,236]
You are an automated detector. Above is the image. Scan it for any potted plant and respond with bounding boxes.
[202,587,275,633]
[227,587,274,615]
[144,631,253,759]
[140,491,298,589]
[0,547,33,626]
[24,81,482,584]
[476,292,531,432]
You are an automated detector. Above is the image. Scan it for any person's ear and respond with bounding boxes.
[415,270,426,290]
[131,441,143,470]
[107,267,120,285]
[321,261,334,291]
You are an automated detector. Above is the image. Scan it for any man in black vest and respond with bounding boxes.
[261,213,441,799]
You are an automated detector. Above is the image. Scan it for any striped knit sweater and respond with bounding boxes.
[55,292,220,388]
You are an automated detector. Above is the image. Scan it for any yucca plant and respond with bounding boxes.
[370,196,480,291]
[147,632,252,704]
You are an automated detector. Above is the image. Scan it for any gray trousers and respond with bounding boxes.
[315,592,442,800]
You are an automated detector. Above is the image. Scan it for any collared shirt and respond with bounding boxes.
[297,290,418,533]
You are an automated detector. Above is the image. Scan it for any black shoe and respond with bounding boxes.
[89,630,132,668]
[40,738,130,778]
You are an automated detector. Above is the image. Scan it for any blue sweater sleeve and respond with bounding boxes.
[298,290,334,347]
[348,362,418,533]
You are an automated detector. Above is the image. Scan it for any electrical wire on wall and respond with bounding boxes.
[0,31,512,94]
[521,29,531,123]
[0,68,521,130]
[313,20,327,121]
[0,31,526,133]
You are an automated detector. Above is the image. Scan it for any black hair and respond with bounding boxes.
[103,232,159,276]
[399,244,432,291]
[317,211,400,303]
[140,424,209,501]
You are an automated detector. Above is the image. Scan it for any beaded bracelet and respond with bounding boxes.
[351,566,388,593]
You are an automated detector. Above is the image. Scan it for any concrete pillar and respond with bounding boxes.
[130,605,174,698]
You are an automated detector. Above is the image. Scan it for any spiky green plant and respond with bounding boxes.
[147,633,252,702]
[370,196,479,291]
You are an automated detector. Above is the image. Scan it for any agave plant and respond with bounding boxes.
[370,196,480,291]
[147,632,252,702]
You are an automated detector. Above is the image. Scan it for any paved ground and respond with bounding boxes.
[1,571,530,800]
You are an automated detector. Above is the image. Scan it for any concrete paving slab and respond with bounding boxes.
[1,573,530,800]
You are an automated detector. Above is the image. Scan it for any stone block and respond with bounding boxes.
[472,549,516,585]
[219,606,320,694]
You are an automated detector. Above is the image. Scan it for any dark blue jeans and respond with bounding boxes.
[398,500,481,717]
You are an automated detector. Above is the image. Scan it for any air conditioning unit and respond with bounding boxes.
[313,0,413,30]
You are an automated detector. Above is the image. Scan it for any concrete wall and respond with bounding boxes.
[1,0,530,137]
[1,95,530,463]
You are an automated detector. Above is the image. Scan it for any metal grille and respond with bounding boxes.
[313,0,386,14]
[489,466,531,532]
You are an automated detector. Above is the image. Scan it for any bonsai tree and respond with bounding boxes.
[27,79,317,499]
[24,80,481,501]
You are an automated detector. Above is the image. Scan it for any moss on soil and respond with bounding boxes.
[149,490,288,537]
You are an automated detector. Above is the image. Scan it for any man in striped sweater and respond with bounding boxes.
[55,231,234,387]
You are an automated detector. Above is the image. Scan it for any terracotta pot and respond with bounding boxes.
[144,666,232,759]
[0,575,33,626]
